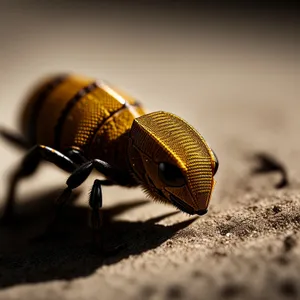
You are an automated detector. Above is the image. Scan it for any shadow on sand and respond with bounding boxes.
[0,187,196,288]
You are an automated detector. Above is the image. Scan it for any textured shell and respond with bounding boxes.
[128,111,215,210]
[19,74,145,170]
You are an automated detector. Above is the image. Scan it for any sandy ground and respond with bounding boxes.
[0,2,299,300]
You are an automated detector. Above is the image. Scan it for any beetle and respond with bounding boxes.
[0,74,219,238]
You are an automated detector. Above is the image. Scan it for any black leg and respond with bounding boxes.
[89,179,103,248]
[88,179,127,254]
[55,159,133,248]
[1,145,76,224]
[54,159,131,211]
[63,147,88,165]
[59,159,132,191]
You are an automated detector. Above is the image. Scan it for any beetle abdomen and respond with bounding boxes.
[20,74,95,147]
[19,74,145,168]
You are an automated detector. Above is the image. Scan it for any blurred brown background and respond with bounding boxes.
[0,1,299,299]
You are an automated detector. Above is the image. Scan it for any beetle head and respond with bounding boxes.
[128,111,218,215]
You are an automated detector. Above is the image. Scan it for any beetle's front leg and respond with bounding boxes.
[55,161,96,211]
[56,159,127,247]
[57,159,131,202]
[89,179,103,249]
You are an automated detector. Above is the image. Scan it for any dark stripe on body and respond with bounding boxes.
[28,75,68,144]
[54,82,98,148]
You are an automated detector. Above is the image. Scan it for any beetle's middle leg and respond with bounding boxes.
[1,145,76,224]
[89,179,104,248]
[56,159,129,209]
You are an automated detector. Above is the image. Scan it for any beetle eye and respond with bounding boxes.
[212,149,219,176]
[158,162,185,187]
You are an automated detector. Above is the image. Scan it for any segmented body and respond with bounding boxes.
[20,74,145,172]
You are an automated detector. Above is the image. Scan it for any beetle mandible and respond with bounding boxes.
[0,74,219,235]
